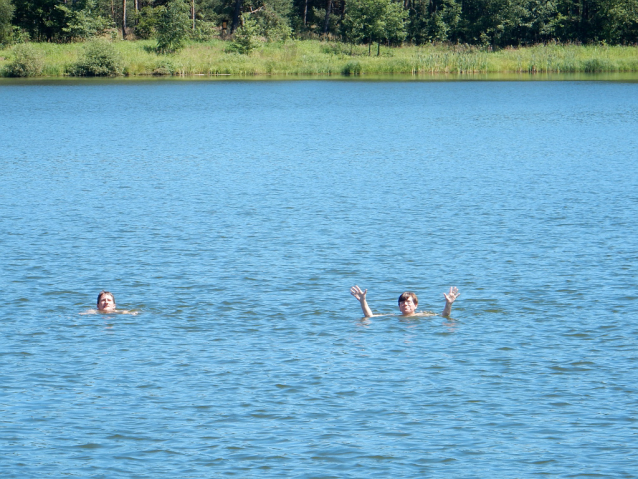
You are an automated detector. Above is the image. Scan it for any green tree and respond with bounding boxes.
[0,0,14,44]
[258,0,293,40]
[343,0,407,54]
[56,0,114,41]
[599,0,638,43]
[134,5,159,39]
[228,12,260,52]
[12,0,67,41]
[156,0,191,53]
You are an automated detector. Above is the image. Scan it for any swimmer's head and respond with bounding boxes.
[97,291,116,311]
[398,292,418,316]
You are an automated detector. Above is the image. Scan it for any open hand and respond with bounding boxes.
[350,285,367,302]
[443,286,460,304]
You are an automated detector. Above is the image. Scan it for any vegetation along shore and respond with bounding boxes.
[1,0,637,77]
[2,40,638,78]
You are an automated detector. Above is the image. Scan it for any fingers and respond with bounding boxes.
[350,285,367,300]
[444,286,460,302]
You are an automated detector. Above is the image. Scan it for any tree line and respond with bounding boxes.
[1,0,637,49]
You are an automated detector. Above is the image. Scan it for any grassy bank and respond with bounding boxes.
[1,39,638,77]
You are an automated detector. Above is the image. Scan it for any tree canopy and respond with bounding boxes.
[2,0,637,46]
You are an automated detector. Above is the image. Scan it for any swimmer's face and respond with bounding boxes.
[399,297,417,316]
[97,294,116,311]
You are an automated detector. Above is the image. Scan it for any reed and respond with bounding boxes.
[1,39,637,77]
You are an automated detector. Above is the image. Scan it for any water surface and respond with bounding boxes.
[1,79,637,478]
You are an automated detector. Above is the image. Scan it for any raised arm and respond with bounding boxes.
[350,285,374,318]
[442,286,460,317]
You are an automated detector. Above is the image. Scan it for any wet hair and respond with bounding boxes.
[398,292,418,306]
[97,290,115,307]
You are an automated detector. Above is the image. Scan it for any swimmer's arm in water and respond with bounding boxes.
[442,286,460,317]
[350,285,375,317]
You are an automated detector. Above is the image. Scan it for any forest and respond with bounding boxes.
[1,0,638,48]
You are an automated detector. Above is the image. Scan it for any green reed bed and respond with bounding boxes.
[1,39,637,77]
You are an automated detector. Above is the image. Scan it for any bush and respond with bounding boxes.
[341,60,362,75]
[156,0,191,53]
[69,39,123,76]
[5,43,44,77]
[153,58,179,75]
[191,21,217,42]
[227,14,261,54]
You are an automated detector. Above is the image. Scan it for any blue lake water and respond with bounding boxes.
[1,79,637,478]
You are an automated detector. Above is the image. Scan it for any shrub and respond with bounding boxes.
[156,0,191,54]
[69,39,123,76]
[5,43,44,77]
[191,21,217,42]
[153,58,179,75]
[227,14,261,54]
[342,60,362,75]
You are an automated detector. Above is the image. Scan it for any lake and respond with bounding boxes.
[1,78,637,478]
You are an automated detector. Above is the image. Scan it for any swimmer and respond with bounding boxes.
[81,290,138,315]
[350,285,460,318]
[97,290,116,312]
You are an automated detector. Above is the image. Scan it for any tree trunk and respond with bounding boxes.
[231,0,243,33]
[377,41,380,56]
[122,0,127,39]
[322,0,333,34]
[192,0,196,30]
[303,0,308,26]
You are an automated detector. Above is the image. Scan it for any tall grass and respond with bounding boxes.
[1,39,637,78]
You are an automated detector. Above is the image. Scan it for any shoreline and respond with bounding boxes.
[2,40,638,78]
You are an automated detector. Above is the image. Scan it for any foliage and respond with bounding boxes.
[341,60,362,74]
[56,0,113,41]
[311,7,340,35]
[228,13,261,53]
[254,2,292,41]
[10,26,31,44]
[407,0,461,43]
[156,0,191,53]
[342,0,407,52]
[4,0,638,47]
[133,6,159,40]
[12,0,67,41]
[192,20,218,41]
[0,0,14,45]
[599,0,638,43]
[153,57,180,74]
[69,38,123,75]
[3,40,638,77]
[5,42,44,76]
[134,6,159,40]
